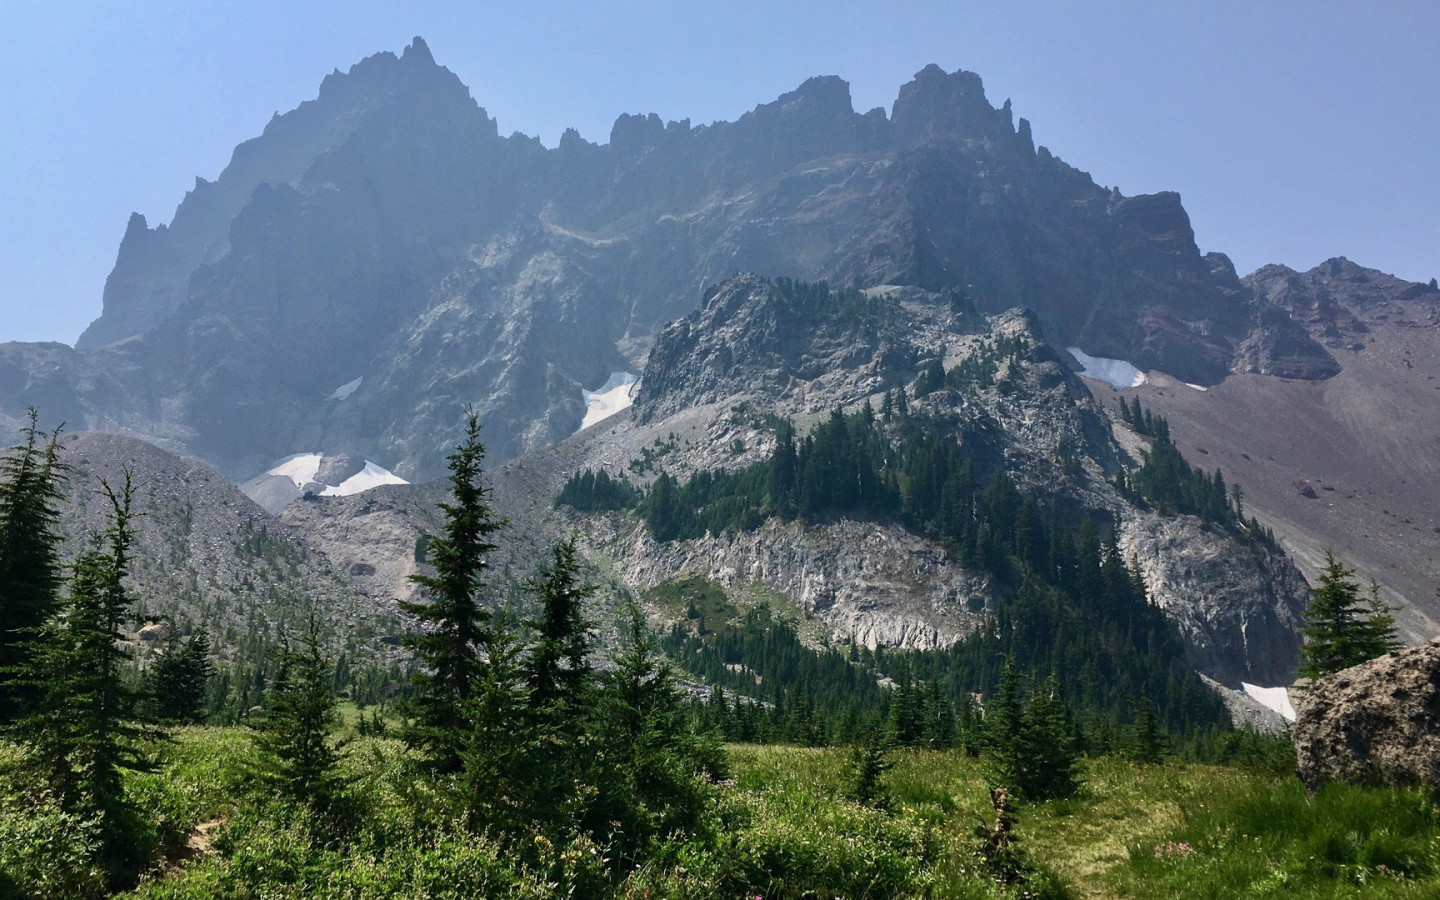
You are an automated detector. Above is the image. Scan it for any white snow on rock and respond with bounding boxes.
[328,377,363,400]
[262,452,407,496]
[321,461,408,496]
[578,372,639,432]
[1067,347,1147,389]
[1241,683,1296,722]
[266,452,323,486]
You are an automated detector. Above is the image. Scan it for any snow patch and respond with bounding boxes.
[1184,382,1209,393]
[1067,347,1147,389]
[321,461,408,496]
[578,372,638,432]
[265,452,323,487]
[328,377,363,400]
[1241,683,1296,722]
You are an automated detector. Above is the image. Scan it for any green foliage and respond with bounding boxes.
[589,602,726,865]
[399,411,506,773]
[0,743,106,899]
[641,406,1229,739]
[1113,404,1276,546]
[847,733,894,810]
[554,468,641,512]
[250,610,346,814]
[0,409,68,724]
[1113,778,1440,898]
[985,665,1081,802]
[1298,550,1402,679]
[145,626,214,725]
[10,472,150,885]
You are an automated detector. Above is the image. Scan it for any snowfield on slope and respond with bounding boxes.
[1067,347,1147,389]
[263,452,407,496]
[1241,682,1297,722]
[578,372,639,432]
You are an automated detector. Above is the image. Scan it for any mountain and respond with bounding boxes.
[1106,258,1440,637]
[277,275,1308,687]
[1,39,1336,487]
[53,432,401,670]
[2,38,1434,689]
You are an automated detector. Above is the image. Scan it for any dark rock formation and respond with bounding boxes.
[1293,640,1440,790]
[0,43,1325,482]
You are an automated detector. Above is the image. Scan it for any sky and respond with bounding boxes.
[2,0,1437,345]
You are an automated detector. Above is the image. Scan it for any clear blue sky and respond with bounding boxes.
[2,0,1437,345]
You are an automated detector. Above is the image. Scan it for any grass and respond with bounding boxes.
[7,727,1437,898]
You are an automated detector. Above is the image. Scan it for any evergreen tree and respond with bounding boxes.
[523,536,598,831]
[252,610,345,812]
[1129,698,1166,765]
[400,412,506,772]
[984,657,1025,792]
[13,473,145,879]
[458,610,538,836]
[1298,550,1400,679]
[847,732,894,810]
[147,625,215,724]
[1016,675,1081,801]
[0,409,67,723]
[591,602,724,863]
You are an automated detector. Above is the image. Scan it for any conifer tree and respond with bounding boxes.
[458,610,537,836]
[591,601,724,862]
[522,536,598,830]
[400,412,506,772]
[252,610,345,812]
[146,625,214,724]
[1298,550,1400,679]
[984,657,1025,792]
[14,472,144,878]
[1129,698,1166,765]
[0,410,67,723]
[1017,675,1081,801]
[847,732,894,810]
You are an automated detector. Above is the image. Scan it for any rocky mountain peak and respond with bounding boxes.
[891,64,1013,148]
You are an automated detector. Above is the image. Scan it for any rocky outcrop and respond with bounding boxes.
[595,515,989,651]
[1121,513,1308,685]
[1293,640,1440,790]
[1244,257,1440,352]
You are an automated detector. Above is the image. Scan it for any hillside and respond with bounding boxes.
[1097,259,1440,639]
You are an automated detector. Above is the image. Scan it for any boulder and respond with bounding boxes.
[1293,640,1440,790]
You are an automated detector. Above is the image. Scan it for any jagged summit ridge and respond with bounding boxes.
[2,40,1385,485]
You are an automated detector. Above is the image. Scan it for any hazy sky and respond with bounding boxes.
[2,1,1437,345]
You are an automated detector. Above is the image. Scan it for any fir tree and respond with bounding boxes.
[252,610,345,812]
[847,732,894,810]
[1129,698,1166,765]
[523,536,598,831]
[1016,675,1081,800]
[400,411,506,772]
[458,610,538,836]
[591,601,724,863]
[147,625,215,724]
[0,409,68,724]
[1298,550,1399,679]
[13,472,145,880]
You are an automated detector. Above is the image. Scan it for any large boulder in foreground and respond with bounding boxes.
[1293,640,1440,790]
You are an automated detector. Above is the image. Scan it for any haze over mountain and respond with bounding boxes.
[1,38,1437,655]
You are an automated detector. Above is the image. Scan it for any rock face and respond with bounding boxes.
[1294,640,1440,790]
[602,515,990,651]
[0,39,1327,484]
[1121,512,1307,685]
